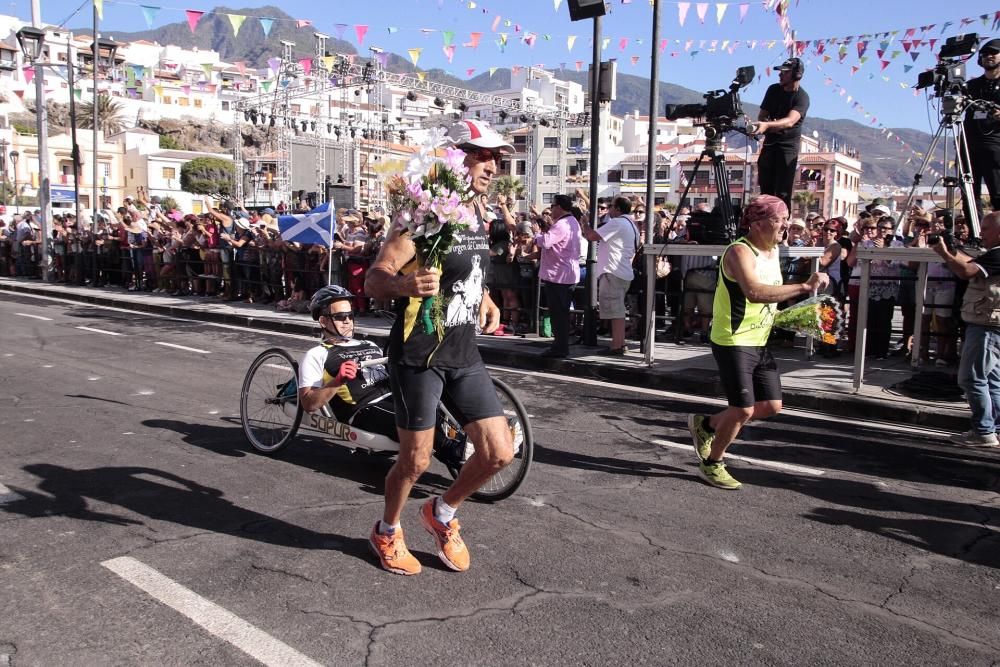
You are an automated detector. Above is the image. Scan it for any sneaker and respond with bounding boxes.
[949,430,999,448]
[419,499,470,571]
[688,414,714,461]
[368,523,421,576]
[697,459,742,490]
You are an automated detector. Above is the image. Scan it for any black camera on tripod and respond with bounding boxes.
[665,66,756,140]
[915,33,979,114]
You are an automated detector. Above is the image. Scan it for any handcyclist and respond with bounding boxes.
[297,285,396,441]
[364,119,516,576]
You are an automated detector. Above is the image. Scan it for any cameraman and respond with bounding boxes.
[932,211,1000,448]
[755,57,810,211]
[964,38,1000,218]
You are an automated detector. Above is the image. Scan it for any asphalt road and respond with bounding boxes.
[1,292,998,666]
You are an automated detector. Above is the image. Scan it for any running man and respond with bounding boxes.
[688,195,829,490]
[364,119,515,575]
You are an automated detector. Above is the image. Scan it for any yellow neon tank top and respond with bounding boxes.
[710,237,784,347]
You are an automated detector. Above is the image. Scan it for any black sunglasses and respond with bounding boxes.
[467,147,501,162]
[326,312,355,322]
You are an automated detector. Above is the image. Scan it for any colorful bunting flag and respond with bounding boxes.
[140,5,159,29]
[407,48,422,67]
[185,9,204,34]
[355,25,368,45]
[227,13,246,36]
[259,17,274,38]
[678,2,690,27]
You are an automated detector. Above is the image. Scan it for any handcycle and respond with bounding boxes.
[239,347,534,501]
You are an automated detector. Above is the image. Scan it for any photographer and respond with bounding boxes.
[756,57,810,211]
[932,211,1000,448]
[964,38,1000,218]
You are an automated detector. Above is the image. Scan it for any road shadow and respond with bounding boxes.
[142,417,454,500]
[0,463,395,565]
[532,442,684,478]
[734,467,1000,569]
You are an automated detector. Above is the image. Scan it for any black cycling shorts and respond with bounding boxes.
[710,343,783,408]
[389,362,504,431]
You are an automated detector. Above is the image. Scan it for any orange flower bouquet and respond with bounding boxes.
[773,295,845,345]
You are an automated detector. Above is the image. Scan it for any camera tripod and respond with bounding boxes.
[898,98,980,238]
[668,132,738,240]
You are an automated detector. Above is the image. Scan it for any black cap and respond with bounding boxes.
[981,38,1000,54]
[777,57,801,71]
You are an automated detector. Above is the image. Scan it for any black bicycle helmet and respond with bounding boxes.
[309,284,354,320]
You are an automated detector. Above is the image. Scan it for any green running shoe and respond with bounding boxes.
[698,460,742,490]
[688,414,714,461]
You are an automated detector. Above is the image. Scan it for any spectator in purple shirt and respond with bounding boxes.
[535,194,581,358]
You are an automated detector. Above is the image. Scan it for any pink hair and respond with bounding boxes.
[742,195,788,226]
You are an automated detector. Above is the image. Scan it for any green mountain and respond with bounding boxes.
[95,6,937,186]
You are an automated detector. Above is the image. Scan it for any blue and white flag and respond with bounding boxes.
[278,202,336,246]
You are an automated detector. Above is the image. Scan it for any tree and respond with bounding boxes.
[792,190,816,217]
[180,157,235,198]
[77,95,127,137]
[159,134,183,150]
[491,174,525,202]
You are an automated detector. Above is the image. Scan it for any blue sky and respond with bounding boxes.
[16,0,1000,133]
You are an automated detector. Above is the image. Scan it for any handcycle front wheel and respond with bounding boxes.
[240,348,303,454]
[441,377,534,502]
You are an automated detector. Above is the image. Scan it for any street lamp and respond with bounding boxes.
[91,36,119,221]
[16,24,51,279]
[9,150,19,213]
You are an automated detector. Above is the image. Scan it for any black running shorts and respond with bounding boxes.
[389,362,504,431]
[710,343,783,408]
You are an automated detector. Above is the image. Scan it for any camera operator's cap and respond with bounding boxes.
[777,57,801,71]
[446,119,514,153]
[981,38,1000,55]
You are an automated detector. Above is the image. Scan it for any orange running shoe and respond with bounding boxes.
[368,523,422,575]
[419,499,470,572]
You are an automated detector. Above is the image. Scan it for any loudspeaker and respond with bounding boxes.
[567,0,606,22]
[588,60,617,102]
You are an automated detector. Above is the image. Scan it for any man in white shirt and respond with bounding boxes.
[581,196,640,354]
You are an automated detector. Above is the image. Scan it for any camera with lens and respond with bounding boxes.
[915,33,979,114]
[665,66,756,140]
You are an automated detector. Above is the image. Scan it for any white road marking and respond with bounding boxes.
[155,341,211,354]
[88,376,101,381]
[264,363,293,372]
[491,366,953,439]
[76,326,122,336]
[134,390,155,396]
[15,312,53,321]
[652,439,826,476]
[42,364,53,368]
[102,557,323,667]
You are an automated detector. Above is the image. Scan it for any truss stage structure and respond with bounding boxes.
[232,37,588,211]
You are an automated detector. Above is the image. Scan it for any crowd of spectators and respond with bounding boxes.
[0,187,975,367]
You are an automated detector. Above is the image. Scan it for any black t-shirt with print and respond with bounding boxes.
[966,75,1000,148]
[322,339,389,422]
[760,83,810,154]
[388,209,491,369]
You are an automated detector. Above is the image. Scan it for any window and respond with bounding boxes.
[221,101,230,111]
[543,137,559,149]
[607,170,621,183]
[729,170,743,181]
[568,136,584,149]
[542,193,556,204]
[129,168,134,179]
[163,96,172,105]
[543,165,558,177]
[162,167,176,179]
[515,160,526,176]
[178,97,189,107]
[627,169,644,180]
[100,163,111,179]
[194,99,202,108]
[655,170,667,180]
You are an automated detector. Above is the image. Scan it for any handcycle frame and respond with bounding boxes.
[239,347,534,501]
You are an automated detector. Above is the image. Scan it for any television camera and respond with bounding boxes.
[915,33,980,116]
[665,65,756,141]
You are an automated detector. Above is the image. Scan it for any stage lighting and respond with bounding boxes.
[327,123,332,133]
[301,120,308,132]
[269,115,276,127]
[350,128,356,138]
[310,121,316,131]
[433,96,445,108]
[406,91,417,102]
[334,126,342,138]
[539,118,550,127]
[519,114,529,123]
[355,89,362,96]
[457,102,468,112]
[499,110,508,121]
[243,110,250,121]
[399,130,407,142]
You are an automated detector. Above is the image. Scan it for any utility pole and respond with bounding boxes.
[31,0,51,278]
[642,0,661,356]
[92,1,100,217]
[581,15,602,347]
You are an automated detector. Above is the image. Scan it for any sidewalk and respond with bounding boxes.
[0,277,970,432]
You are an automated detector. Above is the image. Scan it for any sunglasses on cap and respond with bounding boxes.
[466,147,501,162]
[325,311,355,322]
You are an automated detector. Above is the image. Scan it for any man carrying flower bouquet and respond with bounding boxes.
[364,120,515,575]
[688,195,829,490]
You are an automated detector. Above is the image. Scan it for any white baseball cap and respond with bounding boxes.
[445,119,514,153]
[872,204,891,216]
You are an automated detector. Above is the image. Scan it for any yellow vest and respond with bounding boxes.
[710,237,783,346]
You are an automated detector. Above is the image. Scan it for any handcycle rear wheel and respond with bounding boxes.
[240,347,303,454]
[440,377,534,502]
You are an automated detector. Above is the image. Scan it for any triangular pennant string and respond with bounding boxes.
[355,25,369,45]
[227,14,246,37]
[185,9,204,34]
[259,17,274,37]
[139,5,159,28]
[678,2,690,26]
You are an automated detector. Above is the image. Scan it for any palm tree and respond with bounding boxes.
[77,95,127,137]
[792,190,816,217]
[491,174,525,205]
